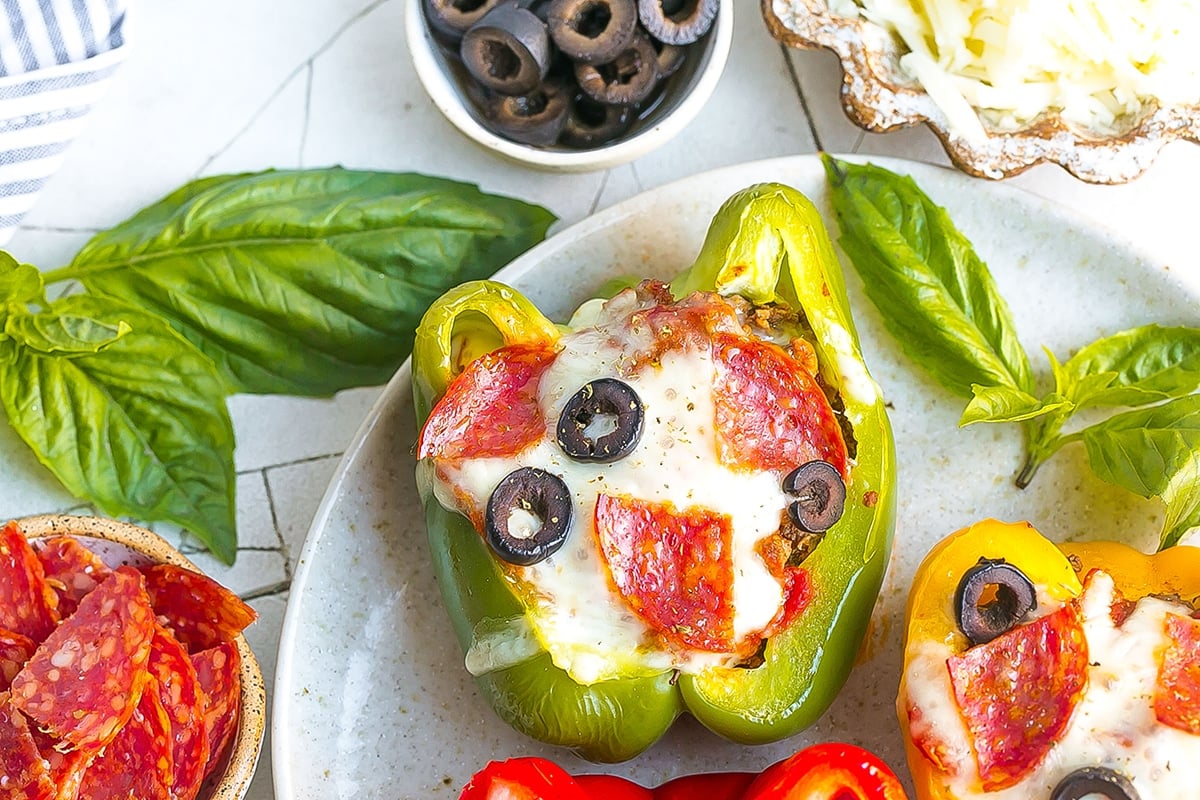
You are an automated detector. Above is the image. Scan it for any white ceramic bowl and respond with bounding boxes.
[14,514,266,800]
[406,0,733,171]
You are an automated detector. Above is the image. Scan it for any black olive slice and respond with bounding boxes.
[518,0,552,21]
[461,4,553,95]
[653,41,685,79]
[637,0,717,46]
[782,460,846,534]
[556,378,643,462]
[954,557,1037,646]
[548,0,638,65]
[485,467,573,566]
[1050,767,1140,800]
[574,33,660,106]
[424,0,506,42]
[484,80,570,145]
[560,93,634,147]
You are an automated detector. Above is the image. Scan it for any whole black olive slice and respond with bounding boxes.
[560,93,634,147]
[1050,767,1140,800]
[484,80,570,145]
[954,557,1037,646]
[783,460,846,534]
[637,0,718,46]
[556,378,643,462]
[574,33,660,106]
[461,4,553,95]
[485,467,573,566]
[548,0,638,65]
[424,0,506,42]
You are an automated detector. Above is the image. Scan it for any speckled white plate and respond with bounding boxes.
[272,155,1200,799]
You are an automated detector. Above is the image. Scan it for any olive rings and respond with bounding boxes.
[486,467,573,566]
[422,0,720,149]
[1050,767,1140,800]
[783,460,846,534]
[557,378,644,462]
[954,557,1037,646]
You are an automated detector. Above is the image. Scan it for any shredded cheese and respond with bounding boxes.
[836,0,1200,140]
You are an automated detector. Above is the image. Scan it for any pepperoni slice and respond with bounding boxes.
[192,642,242,780]
[29,726,99,800]
[0,521,59,642]
[140,564,257,653]
[712,333,848,477]
[1,628,35,692]
[0,692,56,800]
[35,537,112,619]
[1155,612,1200,734]
[11,566,155,751]
[595,493,737,652]
[947,602,1088,790]
[75,686,173,800]
[149,624,210,800]
[417,343,556,462]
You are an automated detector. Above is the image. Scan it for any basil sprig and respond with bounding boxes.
[3,170,554,561]
[823,155,1200,550]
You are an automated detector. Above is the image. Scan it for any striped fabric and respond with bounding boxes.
[0,0,129,245]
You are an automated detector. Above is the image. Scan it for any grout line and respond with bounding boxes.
[237,451,345,476]
[630,161,644,193]
[239,579,291,602]
[194,0,394,175]
[16,225,103,234]
[299,61,314,166]
[781,45,823,152]
[261,468,292,580]
[588,170,611,216]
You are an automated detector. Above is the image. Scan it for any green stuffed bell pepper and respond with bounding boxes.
[412,183,896,762]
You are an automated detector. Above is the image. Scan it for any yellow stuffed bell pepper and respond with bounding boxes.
[898,519,1200,800]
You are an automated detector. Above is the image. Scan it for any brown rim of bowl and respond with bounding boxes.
[12,513,266,800]
[761,0,1200,184]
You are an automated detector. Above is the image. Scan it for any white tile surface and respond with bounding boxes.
[2,3,1199,800]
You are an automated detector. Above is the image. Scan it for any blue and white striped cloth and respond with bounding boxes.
[0,0,129,244]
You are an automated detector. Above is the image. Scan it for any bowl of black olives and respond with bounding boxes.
[407,0,731,170]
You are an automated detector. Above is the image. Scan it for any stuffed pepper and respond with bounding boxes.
[458,742,909,800]
[413,183,896,761]
[898,518,1200,800]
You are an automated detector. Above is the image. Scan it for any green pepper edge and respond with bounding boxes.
[412,183,897,760]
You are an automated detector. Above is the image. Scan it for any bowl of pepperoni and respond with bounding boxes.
[1,514,265,800]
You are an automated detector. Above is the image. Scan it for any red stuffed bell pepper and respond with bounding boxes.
[459,743,909,800]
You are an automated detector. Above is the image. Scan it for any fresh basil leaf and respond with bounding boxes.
[0,252,47,308]
[1062,325,1200,408]
[961,385,1071,426]
[1071,395,1200,499]
[0,295,237,562]
[1161,450,1200,549]
[6,312,129,355]
[823,155,1034,398]
[60,169,556,396]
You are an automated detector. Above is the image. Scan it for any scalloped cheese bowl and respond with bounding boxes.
[406,0,734,172]
[763,0,1200,183]
[13,513,266,800]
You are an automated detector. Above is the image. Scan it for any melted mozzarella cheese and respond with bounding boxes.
[430,298,796,685]
[903,572,1199,799]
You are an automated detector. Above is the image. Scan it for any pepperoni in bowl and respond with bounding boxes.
[1,514,265,800]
